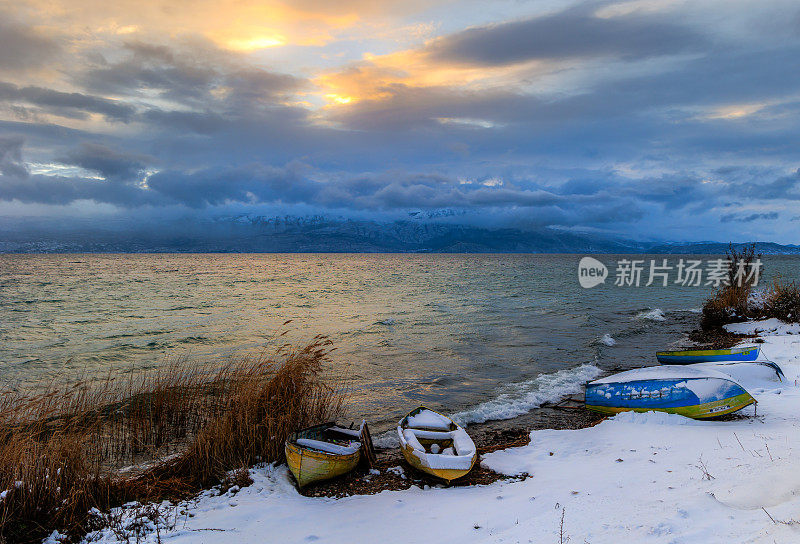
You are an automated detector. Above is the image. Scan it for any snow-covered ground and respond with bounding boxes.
[77,320,800,544]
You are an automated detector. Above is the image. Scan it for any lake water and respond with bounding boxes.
[1,253,798,433]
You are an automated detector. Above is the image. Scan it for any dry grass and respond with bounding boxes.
[0,336,345,543]
[700,243,800,333]
[701,243,761,331]
[761,277,800,323]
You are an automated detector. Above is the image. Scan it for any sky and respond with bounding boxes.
[0,0,799,243]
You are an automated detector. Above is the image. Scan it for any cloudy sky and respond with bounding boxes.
[1,0,799,242]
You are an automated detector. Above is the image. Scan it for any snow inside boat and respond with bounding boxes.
[656,345,759,364]
[285,421,364,487]
[397,407,477,482]
[585,366,756,419]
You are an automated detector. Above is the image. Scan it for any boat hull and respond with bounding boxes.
[656,346,759,364]
[285,440,360,487]
[585,377,756,419]
[399,442,476,482]
[398,406,477,482]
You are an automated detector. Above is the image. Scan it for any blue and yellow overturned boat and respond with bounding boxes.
[585,366,756,419]
[656,345,759,364]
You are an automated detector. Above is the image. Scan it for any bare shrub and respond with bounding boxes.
[701,243,761,331]
[760,277,800,323]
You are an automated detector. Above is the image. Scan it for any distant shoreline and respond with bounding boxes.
[3,248,800,255]
[2,218,798,255]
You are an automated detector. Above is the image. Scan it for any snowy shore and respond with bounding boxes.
[77,320,800,544]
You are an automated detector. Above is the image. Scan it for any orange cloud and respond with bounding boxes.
[8,0,438,51]
[315,45,547,107]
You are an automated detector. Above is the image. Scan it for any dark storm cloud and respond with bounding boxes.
[141,109,229,135]
[0,17,60,71]
[426,4,707,66]
[332,42,800,137]
[0,82,135,122]
[222,68,308,105]
[78,41,306,107]
[315,173,567,209]
[79,45,217,103]
[145,163,318,208]
[0,139,635,223]
[721,212,779,223]
[0,137,155,206]
[0,173,147,206]
[0,134,792,235]
[742,169,800,200]
[604,169,800,216]
[58,143,153,182]
[126,166,638,223]
[0,136,28,179]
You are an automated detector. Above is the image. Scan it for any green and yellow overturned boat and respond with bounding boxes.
[585,365,756,419]
[656,345,759,365]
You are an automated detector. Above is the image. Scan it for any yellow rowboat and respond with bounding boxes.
[285,421,368,488]
[397,407,477,482]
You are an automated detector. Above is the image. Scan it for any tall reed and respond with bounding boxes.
[0,336,345,543]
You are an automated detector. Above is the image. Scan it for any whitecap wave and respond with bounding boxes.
[451,363,602,426]
[636,308,666,321]
[600,334,616,346]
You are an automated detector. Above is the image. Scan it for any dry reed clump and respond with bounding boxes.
[700,243,800,331]
[0,336,345,544]
[760,277,800,323]
[140,336,346,491]
[701,243,761,331]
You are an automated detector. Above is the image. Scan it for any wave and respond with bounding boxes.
[599,334,616,346]
[375,318,396,326]
[635,308,666,321]
[451,363,602,426]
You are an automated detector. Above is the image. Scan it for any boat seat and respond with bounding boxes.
[451,428,475,457]
[405,429,453,440]
[402,429,426,452]
[296,438,360,455]
[402,427,475,457]
[328,426,362,437]
[405,411,453,431]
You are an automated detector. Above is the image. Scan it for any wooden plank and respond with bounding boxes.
[359,420,377,469]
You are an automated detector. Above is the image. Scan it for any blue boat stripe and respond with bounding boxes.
[585,377,748,410]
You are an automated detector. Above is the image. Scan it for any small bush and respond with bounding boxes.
[761,278,800,322]
[701,243,761,331]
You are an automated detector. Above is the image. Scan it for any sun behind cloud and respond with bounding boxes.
[222,35,287,52]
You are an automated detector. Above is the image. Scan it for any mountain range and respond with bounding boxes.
[1,214,798,254]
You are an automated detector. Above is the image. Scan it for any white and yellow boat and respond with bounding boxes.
[397,407,477,482]
[285,422,364,487]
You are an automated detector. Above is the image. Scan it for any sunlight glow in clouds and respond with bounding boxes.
[0,0,799,243]
[223,35,287,51]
